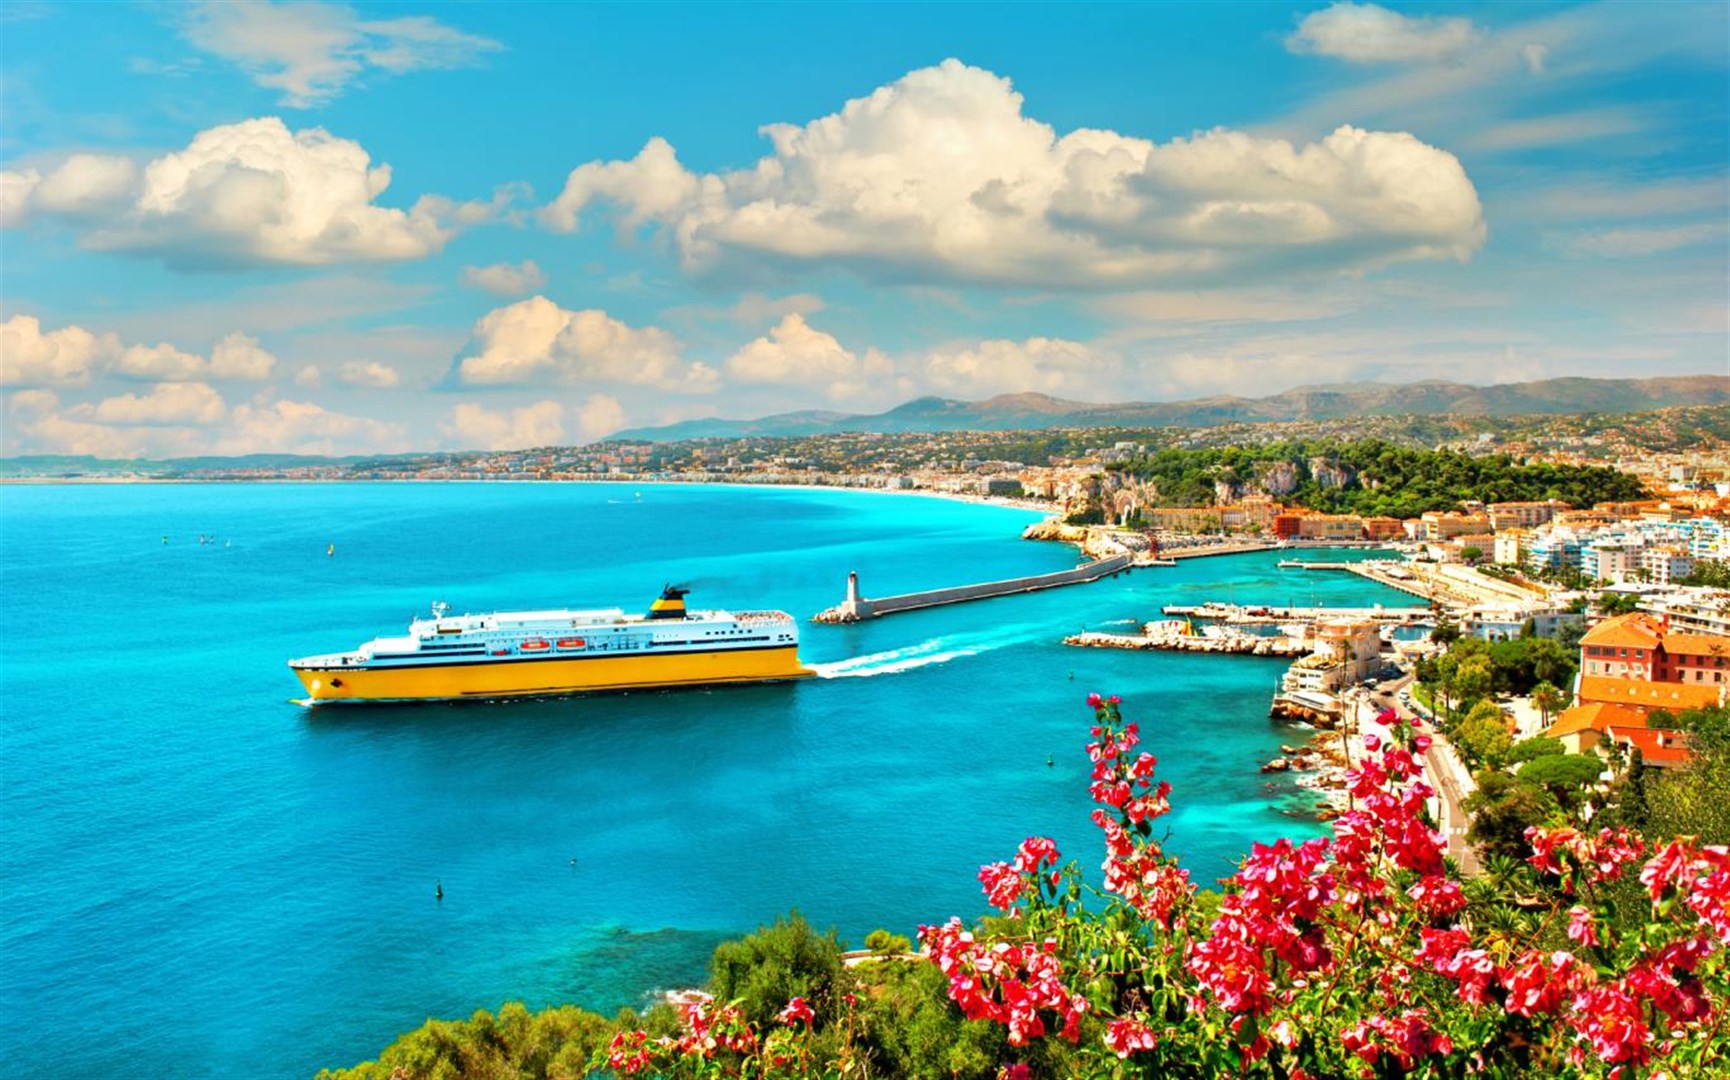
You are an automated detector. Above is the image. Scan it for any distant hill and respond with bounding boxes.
[612,375,1730,441]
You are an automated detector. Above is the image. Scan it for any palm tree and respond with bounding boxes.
[1531,681,1569,730]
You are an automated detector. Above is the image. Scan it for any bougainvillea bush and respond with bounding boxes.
[592,694,1728,1078]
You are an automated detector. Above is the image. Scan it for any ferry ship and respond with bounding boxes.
[288,585,813,704]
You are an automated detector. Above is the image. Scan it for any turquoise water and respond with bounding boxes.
[0,483,1414,1077]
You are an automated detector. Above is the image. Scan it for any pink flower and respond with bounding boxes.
[1567,905,1599,948]
[1569,984,1651,1065]
[1087,692,1103,708]
[779,996,815,1027]
[1103,1014,1158,1058]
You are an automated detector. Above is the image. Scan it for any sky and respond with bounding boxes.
[0,0,1726,457]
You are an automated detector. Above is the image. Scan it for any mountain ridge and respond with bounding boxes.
[613,375,1730,441]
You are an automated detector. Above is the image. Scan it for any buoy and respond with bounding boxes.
[1046,755,1054,767]
[327,543,335,557]
[436,880,443,901]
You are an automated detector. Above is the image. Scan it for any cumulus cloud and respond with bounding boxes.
[461,259,547,295]
[441,400,565,450]
[723,314,899,401]
[540,60,1484,288]
[216,398,407,455]
[178,0,503,108]
[1287,2,1479,64]
[335,360,402,388]
[209,332,278,379]
[542,136,702,233]
[725,314,855,384]
[573,394,626,441]
[81,381,227,426]
[451,295,718,392]
[4,117,454,269]
[294,364,322,387]
[0,315,115,386]
[1,315,279,387]
[115,342,207,381]
[916,337,1116,399]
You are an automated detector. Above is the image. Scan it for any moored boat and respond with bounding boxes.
[288,585,813,704]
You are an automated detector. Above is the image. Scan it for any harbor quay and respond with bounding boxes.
[813,553,1134,622]
[1162,602,1435,625]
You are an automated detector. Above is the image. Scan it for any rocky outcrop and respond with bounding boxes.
[1257,461,1300,496]
[1309,457,1356,490]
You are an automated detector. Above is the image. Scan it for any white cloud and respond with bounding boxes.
[441,400,566,450]
[1462,107,1647,153]
[725,314,858,386]
[209,332,277,379]
[29,153,138,215]
[1520,43,1548,75]
[730,292,825,325]
[574,394,626,441]
[294,364,322,387]
[81,381,227,426]
[178,0,502,108]
[917,337,1116,399]
[452,295,718,392]
[216,398,407,455]
[0,315,115,386]
[1,315,279,387]
[541,60,1484,288]
[1287,2,1479,64]
[541,136,702,233]
[1564,223,1727,259]
[114,342,209,381]
[7,118,452,269]
[335,360,401,388]
[461,259,547,295]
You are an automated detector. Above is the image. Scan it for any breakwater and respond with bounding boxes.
[1065,624,1308,657]
[814,553,1134,622]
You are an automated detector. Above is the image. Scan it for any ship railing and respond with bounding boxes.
[733,610,794,623]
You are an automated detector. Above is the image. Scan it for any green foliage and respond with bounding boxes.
[1679,558,1730,588]
[1466,771,1556,862]
[1644,705,1730,847]
[1430,619,1462,646]
[1455,700,1513,767]
[1517,754,1605,809]
[1110,437,1646,515]
[313,1001,613,1080]
[853,959,1007,1078]
[708,910,850,1030]
[1460,545,1484,563]
[1506,736,1565,765]
[864,928,912,955]
[1597,590,1642,616]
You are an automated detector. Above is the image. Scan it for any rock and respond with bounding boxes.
[1261,758,1292,773]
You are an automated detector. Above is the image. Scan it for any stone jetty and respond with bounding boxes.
[1063,622,1308,657]
[814,553,1134,623]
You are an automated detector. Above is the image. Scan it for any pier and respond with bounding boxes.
[1162,603,1434,625]
[814,553,1133,623]
[1066,625,1308,657]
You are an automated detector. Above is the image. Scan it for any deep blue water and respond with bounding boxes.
[0,482,1414,1077]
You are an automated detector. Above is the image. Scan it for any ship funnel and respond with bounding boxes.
[648,583,690,620]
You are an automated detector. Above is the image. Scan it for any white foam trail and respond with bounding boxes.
[1098,618,1138,627]
[812,624,1041,679]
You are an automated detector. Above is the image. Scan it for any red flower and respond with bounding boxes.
[1103,1014,1158,1058]
[1567,905,1599,948]
[1569,984,1652,1065]
[779,996,815,1027]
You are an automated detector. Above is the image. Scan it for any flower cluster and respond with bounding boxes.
[978,836,1062,912]
[918,918,1089,1045]
[595,692,1727,1079]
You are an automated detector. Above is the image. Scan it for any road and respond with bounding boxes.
[1365,674,1482,876]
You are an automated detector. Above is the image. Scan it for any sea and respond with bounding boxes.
[0,482,1416,1077]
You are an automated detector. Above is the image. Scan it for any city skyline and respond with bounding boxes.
[2,0,1726,456]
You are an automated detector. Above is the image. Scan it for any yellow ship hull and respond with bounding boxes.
[292,645,814,703]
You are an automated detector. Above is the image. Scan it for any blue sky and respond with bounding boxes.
[1,0,1725,456]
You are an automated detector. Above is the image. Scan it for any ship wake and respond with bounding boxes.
[811,626,1037,679]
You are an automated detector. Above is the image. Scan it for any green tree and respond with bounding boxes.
[1531,681,1569,728]
[1465,770,1554,862]
[1506,736,1565,765]
[1517,754,1605,812]
[1456,700,1513,767]
[709,910,851,1030]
